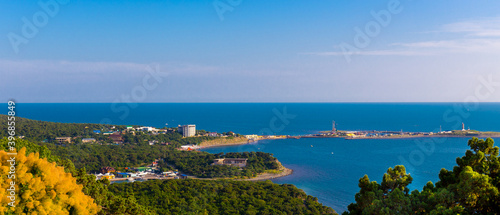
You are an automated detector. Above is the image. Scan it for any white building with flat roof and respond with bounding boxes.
[138,126,155,132]
[244,134,259,139]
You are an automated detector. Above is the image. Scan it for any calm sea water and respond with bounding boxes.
[11,103,500,135]
[202,137,500,213]
[9,103,500,213]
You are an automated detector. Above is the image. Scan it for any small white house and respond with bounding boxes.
[208,132,218,137]
[138,127,155,132]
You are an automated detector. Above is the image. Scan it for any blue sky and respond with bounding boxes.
[1,0,500,102]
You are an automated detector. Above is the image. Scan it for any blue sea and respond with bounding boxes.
[10,103,500,213]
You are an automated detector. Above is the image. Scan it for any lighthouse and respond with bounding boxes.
[332,121,337,134]
[462,122,465,131]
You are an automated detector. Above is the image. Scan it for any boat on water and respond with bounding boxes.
[127,177,135,182]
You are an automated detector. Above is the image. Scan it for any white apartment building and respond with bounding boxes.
[179,124,196,137]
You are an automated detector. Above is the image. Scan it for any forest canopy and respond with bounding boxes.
[109,179,337,215]
[344,137,500,215]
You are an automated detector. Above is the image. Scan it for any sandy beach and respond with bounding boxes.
[198,136,252,149]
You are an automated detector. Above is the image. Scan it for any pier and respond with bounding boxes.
[250,130,500,141]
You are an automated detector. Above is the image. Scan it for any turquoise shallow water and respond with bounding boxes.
[8,103,500,213]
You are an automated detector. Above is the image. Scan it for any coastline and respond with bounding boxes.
[198,137,255,149]
[108,167,293,183]
[199,133,500,147]
[195,166,293,181]
[198,137,288,149]
[191,166,293,181]
[240,167,293,181]
[239,157,293,181]
[195,132,500,183]
[344,134,500,140]
[189,156,293,182]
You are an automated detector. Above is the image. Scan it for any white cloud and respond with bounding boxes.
[392,17,500,54]
[302,50,431,56]
[0,59,221,76]
[0,59,149,74]
[441,17,500,37]
[308,16,500,57]
[394,38,500,53]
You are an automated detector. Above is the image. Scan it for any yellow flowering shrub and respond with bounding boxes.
[0,148,100,215]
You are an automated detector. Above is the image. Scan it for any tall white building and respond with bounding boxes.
[179,124,196,137]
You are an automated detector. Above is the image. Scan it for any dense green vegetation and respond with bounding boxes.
[43,143,279,178]
[344,137,500,215]
[0,138,155,215]
[44,143,171,172]
[164,151,280,178]
[1,138,335,214]
[120,131,219,146]
[0,114,216,145]
[0,115,280,178]
[0,114,119,142]
[109,179,336,215]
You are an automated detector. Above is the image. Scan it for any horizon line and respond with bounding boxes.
[3,102,500,104]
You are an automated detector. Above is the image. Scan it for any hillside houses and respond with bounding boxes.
[212,158,248,168]
[55,137,72,144]
[109,133,124,144]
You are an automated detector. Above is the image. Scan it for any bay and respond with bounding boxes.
[202,137,500,213]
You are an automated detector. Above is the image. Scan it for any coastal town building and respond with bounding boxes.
[180,145,200,151]
[117,173,130,178]
[244,134,259,139]
[207,132,218,137]
[138,126,156,132]
[212,158,248,168]
[101,173,115,180]
[100,167,116,174]
[178,124,196,137]
[55,137,72,144]
[81,138,96,143]
[109,133,124,144]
